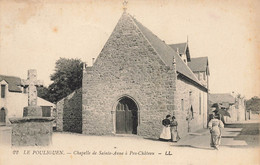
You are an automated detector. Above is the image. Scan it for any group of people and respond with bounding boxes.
[159,108,224,150]
[159,115,180,142]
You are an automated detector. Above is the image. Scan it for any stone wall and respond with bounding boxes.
[224,97,246,123]
[10,117,53,146]
[174,78,207,137]
[250,113,260,120]
[56,99,64,131]
[226,105,237,123]
[56,88,82,133]
[82,13,177,139]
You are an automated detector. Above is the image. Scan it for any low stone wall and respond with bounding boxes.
[56,88,82,133]
[9,117,54,146]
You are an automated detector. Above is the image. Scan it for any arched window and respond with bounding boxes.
[0,107,6,123]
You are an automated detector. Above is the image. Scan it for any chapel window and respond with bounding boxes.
[181,99,184,111]
[1,85,6,98]
[23,87,27,93]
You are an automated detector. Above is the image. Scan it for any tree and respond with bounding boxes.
[246,96,260,114]
[47,58,83,103]
[37,86,50,101]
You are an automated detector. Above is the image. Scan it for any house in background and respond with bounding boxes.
[209,93,246,123]
[169,42,191,65]
[169,42,210,127]
[0,75,55,126]
[187,57,210,89]
[169,42,210,88]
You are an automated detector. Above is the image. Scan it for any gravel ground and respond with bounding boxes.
[1,120,259,165]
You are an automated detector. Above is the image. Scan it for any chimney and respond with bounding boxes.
[83,62,87,72]
[92,58,95,66]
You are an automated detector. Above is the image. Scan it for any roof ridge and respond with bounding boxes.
[166,41,201,84]
[177,51,201,84]
[129,14,169,66]
[190,57,208,59]
[169,42,187,45]
[130,14,204,89]
[131,15,179,65]
[0,74,21,79]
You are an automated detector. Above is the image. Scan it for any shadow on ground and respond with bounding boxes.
[224,122,260,147]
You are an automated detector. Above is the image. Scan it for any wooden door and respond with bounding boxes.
[116,107,126,134]
[116,97,138,134]
[125,109,133,134]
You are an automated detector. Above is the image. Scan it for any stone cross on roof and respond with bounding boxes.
[21,69,43,106]
[123,0,128,12]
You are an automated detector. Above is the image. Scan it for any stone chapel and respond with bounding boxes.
[79,12,209,138]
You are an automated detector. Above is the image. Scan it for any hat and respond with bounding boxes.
[211,103,219,108]
[211,103,221,111]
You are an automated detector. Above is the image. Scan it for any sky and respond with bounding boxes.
[0,0,259,99]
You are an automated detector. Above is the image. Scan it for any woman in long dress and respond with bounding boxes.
[208,114,224,150]
[159,115,171,141]
[170,116,180,142]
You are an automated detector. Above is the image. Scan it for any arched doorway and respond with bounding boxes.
[0,107,6,123]
[116,96,138,134]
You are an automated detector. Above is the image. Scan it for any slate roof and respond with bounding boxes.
[209,93,235,104]
[168,43,191,62]
[0,74,54,106]
[188,57,209,74]
[0,75,22,92]
[130,14,206,90]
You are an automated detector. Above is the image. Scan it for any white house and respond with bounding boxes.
[0,75,55,125]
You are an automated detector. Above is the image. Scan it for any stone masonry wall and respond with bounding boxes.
[174,78,207,137]
[56,88,82,133]
[82,13,177,139]
[56,99,64,131]
[11,118,53,146]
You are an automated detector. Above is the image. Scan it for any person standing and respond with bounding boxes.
[208,113,224,150]
[159,115,171,141]
[170,116,180,142]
